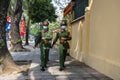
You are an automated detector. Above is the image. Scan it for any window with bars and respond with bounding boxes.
[73,0,88,19]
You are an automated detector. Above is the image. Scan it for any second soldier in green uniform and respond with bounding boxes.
[34,21,52,71]
[52,20,71,71]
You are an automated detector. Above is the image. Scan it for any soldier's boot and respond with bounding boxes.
[59,68,63,71]
[40,67,45,71]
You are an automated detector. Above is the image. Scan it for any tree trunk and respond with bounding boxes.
[25,0,30,45]
[8,2,13,15]
[0,0,18,73]
[25,17,30,45]
[10,0,29,52]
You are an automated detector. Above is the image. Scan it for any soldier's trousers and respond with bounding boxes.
[40,43,50,68]
[46,49,50,62]
[58,44,67,69]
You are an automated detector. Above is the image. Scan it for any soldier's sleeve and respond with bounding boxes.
[66,32,72,40]
[53,32,59,46]
[34,32,42,47]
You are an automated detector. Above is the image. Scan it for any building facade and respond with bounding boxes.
[64,0,120,80]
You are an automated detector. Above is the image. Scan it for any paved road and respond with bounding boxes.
[0,42,113,80]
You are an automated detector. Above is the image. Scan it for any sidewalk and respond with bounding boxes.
[0,42,113,80]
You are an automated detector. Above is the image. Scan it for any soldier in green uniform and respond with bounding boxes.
[34,21,52,71]
[52,20,71,71]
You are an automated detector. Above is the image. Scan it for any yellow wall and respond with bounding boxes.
[89,0,120,63]
[70,20,83,61]
[70,0,120,79]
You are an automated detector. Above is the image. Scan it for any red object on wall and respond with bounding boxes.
[20,20,26,36]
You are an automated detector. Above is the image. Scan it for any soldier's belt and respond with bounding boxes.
[59,39,67,44]
[61,37,66,40]
[42,39,50,44]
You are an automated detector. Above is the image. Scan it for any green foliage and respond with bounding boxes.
[30,23,40,35]
[29,0,57,23]
[30,21,60,35]
[49,21,60,31]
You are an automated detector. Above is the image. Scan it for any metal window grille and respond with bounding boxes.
[73,0,88,19]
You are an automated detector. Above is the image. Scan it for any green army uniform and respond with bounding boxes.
[35,31,52,70]
[53,31,71,70]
